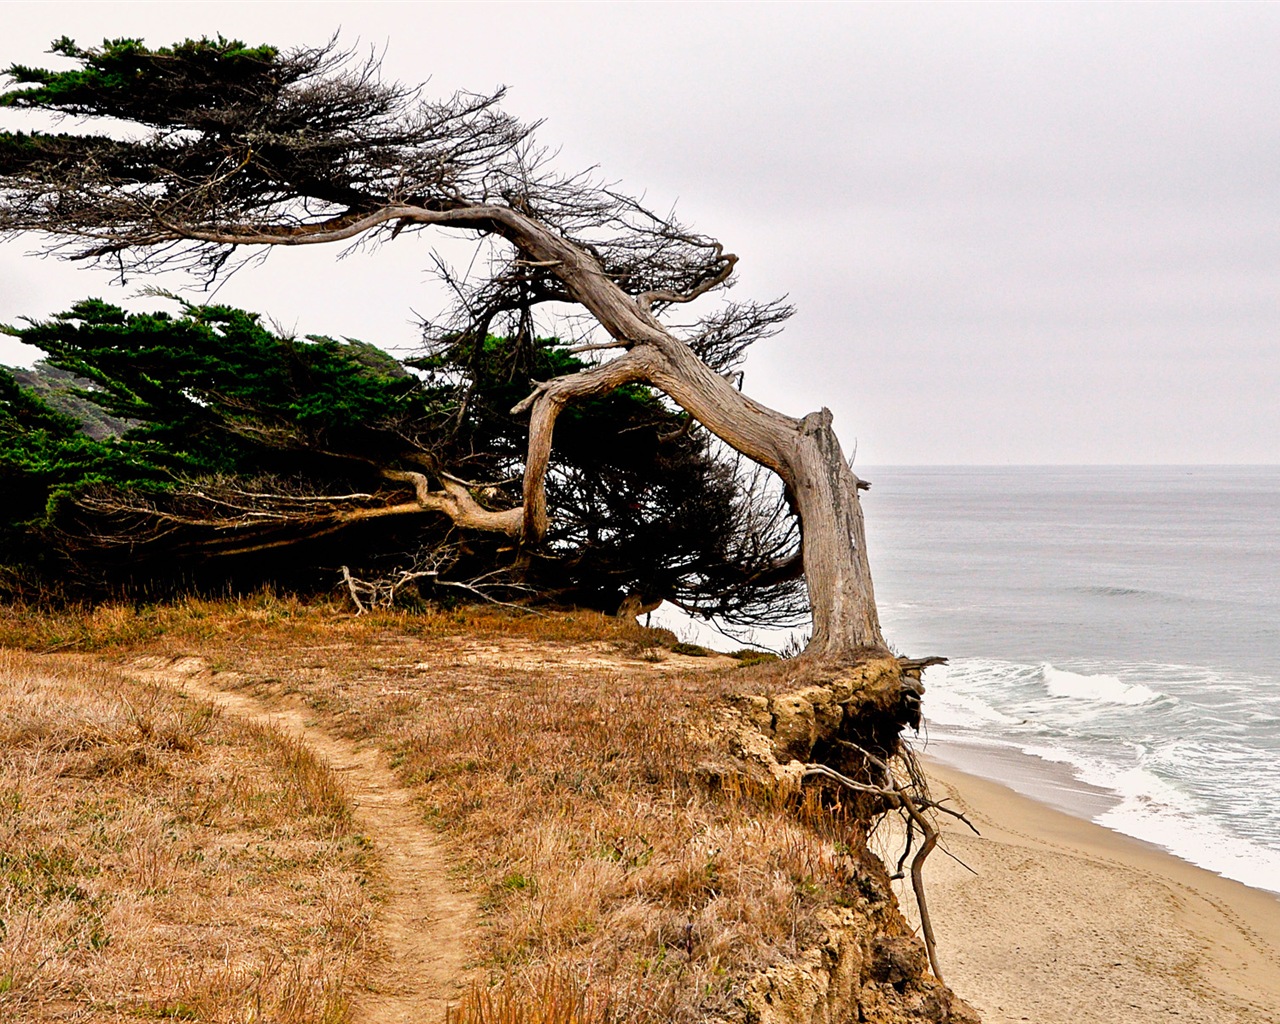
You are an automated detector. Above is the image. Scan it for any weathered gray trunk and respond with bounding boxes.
[785,410,884,659]
[482,208,888,662]
[638,356,885,661]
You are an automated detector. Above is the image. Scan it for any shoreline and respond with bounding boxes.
[894,755,1280,1023]
[920,731,1280,898]
[920,733,1122,822]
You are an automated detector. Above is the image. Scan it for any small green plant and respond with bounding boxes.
[154,1003,198,1020]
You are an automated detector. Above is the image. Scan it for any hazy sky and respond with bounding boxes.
[1,2,1277,464]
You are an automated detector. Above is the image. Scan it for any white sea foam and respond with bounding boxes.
[1035,742,1280,894]
[921,654,1280,894]
[1018,742,1121,775]
[945,732,1280,894]
[1097,769,1280,895]
[923,692,1021,730]
[1041,664,1161,706]
[919,663,1024,729]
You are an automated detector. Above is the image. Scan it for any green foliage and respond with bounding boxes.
[10,299,427,477]
[0,33,429,245]
[2,36,281,123]
[0,300,440,595]
[0,366,169,595]
[0,299,802,624]
[0,365,171,520]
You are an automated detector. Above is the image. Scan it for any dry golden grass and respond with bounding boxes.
[0,648,375,1024]
[0,597,895,1023]
[0,593,665,657]
[0,598,907,1022]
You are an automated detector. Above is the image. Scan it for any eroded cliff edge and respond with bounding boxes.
[705,658,981,1024]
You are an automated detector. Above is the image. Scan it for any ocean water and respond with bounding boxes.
[861,465,1280,895]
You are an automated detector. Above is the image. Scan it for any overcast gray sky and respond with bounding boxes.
[1,2,1277,464]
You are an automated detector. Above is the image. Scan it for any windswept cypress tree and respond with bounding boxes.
[0,34,880,659]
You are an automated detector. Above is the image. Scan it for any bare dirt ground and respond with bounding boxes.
[131,654,475,1024]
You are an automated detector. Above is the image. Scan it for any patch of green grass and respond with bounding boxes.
[501,871,537,893]
[153,1002,198,1019]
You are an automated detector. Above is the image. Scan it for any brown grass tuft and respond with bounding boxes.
[0,593,664,656]
[451,971,621,1024]
[0,649,374,1023]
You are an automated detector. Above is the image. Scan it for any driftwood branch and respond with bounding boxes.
[338,545,538,615]
[636,249,738,311]
[341,565,370,614]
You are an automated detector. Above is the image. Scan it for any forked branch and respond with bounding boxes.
[380,469,522,536]
[340,545,536,614]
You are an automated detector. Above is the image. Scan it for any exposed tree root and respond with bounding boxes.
[804,743,979,981]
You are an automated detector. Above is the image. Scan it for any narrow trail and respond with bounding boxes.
[132,655,473,1024]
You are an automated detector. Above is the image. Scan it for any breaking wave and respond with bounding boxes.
[1041,664,1161,706]
[919,656,1280,894]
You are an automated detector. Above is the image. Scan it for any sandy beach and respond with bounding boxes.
[885,755,1280,1024]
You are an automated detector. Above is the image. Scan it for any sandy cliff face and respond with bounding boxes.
[709,659,980,1024]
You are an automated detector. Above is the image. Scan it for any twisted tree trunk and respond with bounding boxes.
[517,358,883,660]
[486,207,885,661]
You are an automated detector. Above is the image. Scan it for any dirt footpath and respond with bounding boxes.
[133,655,473,1024]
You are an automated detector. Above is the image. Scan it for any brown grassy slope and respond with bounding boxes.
[0,647,375,1024]
[0,597,967,1024]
